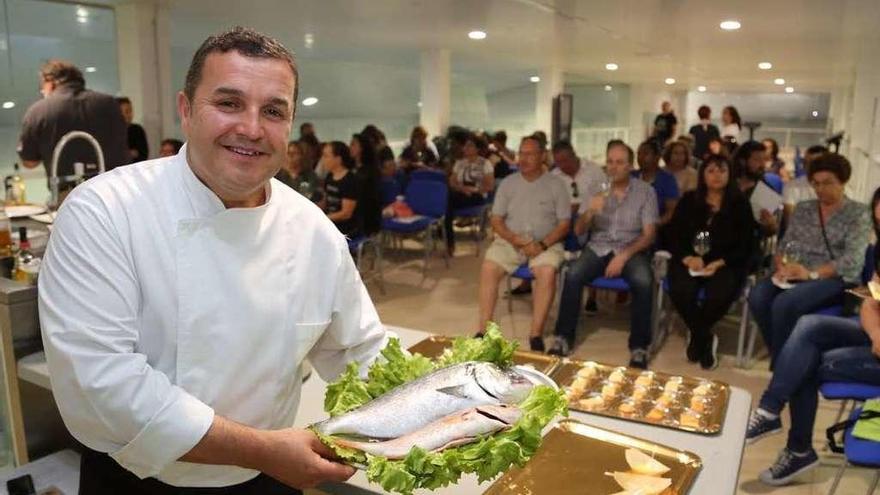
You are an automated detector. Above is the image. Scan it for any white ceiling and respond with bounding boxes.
[164,0,880,94]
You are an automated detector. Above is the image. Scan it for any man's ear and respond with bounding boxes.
[176,91,191,135]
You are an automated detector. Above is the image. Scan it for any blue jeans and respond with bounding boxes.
[759,315,880,452]
[748,277,845,366]
[554,248,654,350]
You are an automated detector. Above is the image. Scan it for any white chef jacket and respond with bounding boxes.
[38,145,389,487]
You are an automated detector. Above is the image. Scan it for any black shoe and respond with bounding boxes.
[700,335,719,370]
[529,336,545,352]
[758,448,819,486]
[547,336,571,356]
[584,298,598,315]
[510,281,532,296]
[629,349,649,369]
[686,333,700,363]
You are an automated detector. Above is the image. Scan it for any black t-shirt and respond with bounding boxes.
[653,113,678,143]
[127,123,149,163]
[324,171,361,237]
[17,82,129,181]
[400,145,438,168]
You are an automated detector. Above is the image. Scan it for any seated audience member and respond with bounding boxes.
[488,130,516,180]
[276,140,320,202]
[667,155,757,369]
[707,136,728,158]
[663,140,698,193]
[762,138,789,180]
[299,133,322,178]
[551,140,605,215]
[733,141,779,237]
[746,190,880,485]
[400,126,439,172]
[782,144,828,227]
[748,153,871,366]
[634,140,679,228]
[446,134,495,254]
[321,141,361,238]
[688,105,721,160]
[476,136,570,351]
[159,138,183,158]
[548,140,658,368]
[351,133,382,236]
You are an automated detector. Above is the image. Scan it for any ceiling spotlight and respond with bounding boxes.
[76,15,87,23]
[697,85,707,92]
[785,86,795,93]
[664,78,676,85]
[468,30,487,40]
[1,101,14,110]
[530,76,541,83]
[417,101,423,108]
[604,85,613,91]
[812,110,819,117]
[774,78,786,85]
[76,6,88,17]
[719,20,741,31]
[302,97,318,106]
[605,63,619,71]
[758,62,773,70]
[85,66,96,73]
[304,33,314,49]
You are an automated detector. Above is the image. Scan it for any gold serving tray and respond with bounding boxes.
[407,335,561,375]
[485,419,702,494]
[551,359,730,435]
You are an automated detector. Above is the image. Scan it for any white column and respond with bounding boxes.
[115,0,173,159]
[845,46,880,202]
[419,49,451,138]
[534,66,563,137]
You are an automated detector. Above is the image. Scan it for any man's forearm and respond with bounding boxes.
[620,230,655,259]
[180,415,267,470]
[541,221,571,247]
[490,217,517,244]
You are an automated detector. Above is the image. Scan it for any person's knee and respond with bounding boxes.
[480,260,506,282]
[533,265,557,283]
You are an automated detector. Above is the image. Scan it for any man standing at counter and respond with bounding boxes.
[39,27,387,494]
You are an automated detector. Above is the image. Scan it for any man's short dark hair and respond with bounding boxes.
[552,140,576,156]
[808,152,851,183]
[520,135,543,149]
[697,105,711,120]
[806,145,828,156]
[161,138,184,154]
[638,139,662,156]
[607,139,634,164]
[184,26,299,107]
[492,131,507,145]
[40,59,85,86]
[116,96,132,105]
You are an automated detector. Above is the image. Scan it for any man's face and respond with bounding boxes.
[159,143,176,157]
[177,51,295,203]
[553,150,579,177]
[606,145,632,183]
[637,145,658,171]
[119,102,133,124]
[662,102,671,113]
[301,124,314,137]
[517,139,543,174]
[747,150,766,174]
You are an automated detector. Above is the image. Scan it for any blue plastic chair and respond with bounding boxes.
[451,203,490,256]
[409,169,447,184]
[827,406,880,494]
[380,178,401,207]
[381,179,449,274]
[763,173,784,194]
[347,235,385,294]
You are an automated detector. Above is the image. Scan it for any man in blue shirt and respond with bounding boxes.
[633,140,679,228]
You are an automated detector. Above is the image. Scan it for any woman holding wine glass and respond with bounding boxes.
[667,154,757,369]
[747,152,871,368]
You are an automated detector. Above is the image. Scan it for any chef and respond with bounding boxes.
[38,27,387,494]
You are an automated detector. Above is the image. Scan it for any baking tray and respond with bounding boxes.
[407,335,560,375]
[551,359,730,435]
[485,419,702,494]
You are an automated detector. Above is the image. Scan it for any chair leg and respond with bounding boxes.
[744,319,759,369]
[827,460,848,495]
[736,301,749,368]
[357,241,366,274]
[649,286,666,357]
[832,400,850,426]
[373,239,385,295]
[868,468,880,494]
[440,219,450,268]
[423,226,433,276]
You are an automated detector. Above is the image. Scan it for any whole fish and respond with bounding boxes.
[314,361,533,439]
[333,404,522,459]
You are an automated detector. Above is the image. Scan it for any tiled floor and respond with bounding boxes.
[312,236,878,494]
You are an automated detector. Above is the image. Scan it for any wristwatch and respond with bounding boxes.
[809,270,819,281]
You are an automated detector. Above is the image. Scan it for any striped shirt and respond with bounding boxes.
[580,178,659,256]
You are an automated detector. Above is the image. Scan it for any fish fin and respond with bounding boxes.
[436,384,474,399]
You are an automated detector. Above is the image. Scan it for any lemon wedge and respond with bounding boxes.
[605,472,671,494]
[624,448,671,476]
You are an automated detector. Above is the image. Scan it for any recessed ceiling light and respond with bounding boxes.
[417,101,423,108]
[697,85,707,92]
[76,6,88,17]
[529,76,540,83]
[302,97,318,106]
[76,15,87,23]
[604,85,613,91]
[719,20,741,31]
[605,63,619,71]
[758,62,773,70]
[1,101,14,110]
[304,33,314,48]
[468,30,487,40]
[812,110,819,117]
[774,78,786,85]
[664,78,676,85]
[785,86,795,93]
[85,66,96,73]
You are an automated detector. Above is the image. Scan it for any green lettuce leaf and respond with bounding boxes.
[323,362,372,417]
[435,322,518,368]
[365,338,434,398]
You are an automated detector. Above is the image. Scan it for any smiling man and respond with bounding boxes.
[39,27,388,494]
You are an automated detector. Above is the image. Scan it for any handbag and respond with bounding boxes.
[826,406,880,454]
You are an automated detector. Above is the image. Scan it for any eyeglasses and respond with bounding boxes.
[571,181,579,198]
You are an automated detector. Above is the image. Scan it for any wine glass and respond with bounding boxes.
[781,241,801,266]
[693,231,711,257]
[598,177,611,197]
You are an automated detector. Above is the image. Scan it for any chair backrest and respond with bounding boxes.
[763,173,783,194]
[862,244,876,285]
[410,169,447,183]
[379,178,400,207]
[405,179,448,218]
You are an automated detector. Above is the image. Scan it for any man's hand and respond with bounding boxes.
[605,253,629,278]
[521,242,543,258]
[510,235,532,249]
[682,256,704,272]
[258,428,355,489]
[587,194,606,215]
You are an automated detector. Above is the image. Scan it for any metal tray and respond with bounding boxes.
[551,359,730,435]
[485,419,702,494]
[407,335,561,375]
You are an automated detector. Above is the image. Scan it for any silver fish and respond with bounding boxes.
[314,361,533,439]
[333,404,522,459]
